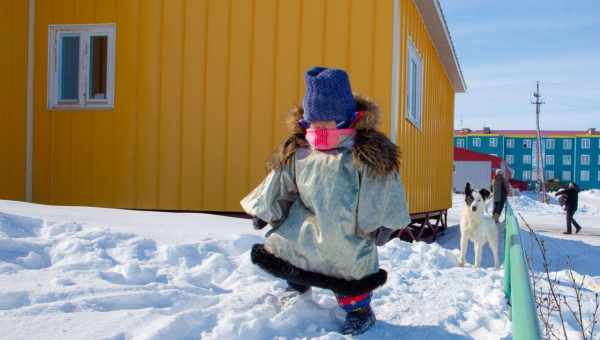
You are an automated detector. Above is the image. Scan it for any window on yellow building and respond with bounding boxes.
[48,24,115,109]
[406,38,423,129]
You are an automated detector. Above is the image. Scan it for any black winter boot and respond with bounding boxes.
[340,307,376,335]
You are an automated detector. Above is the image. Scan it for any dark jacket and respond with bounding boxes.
[492,174,510,203]
[556,186,579,212]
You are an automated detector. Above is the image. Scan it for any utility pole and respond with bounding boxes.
[531,81,547,203]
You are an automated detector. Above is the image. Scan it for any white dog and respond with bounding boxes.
[458,190,499,269]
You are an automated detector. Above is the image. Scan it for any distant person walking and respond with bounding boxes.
[491,169,511,223]
[555,182,582,234]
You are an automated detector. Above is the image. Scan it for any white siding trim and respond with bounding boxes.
[390,0,401,143]
[26,0,35,202]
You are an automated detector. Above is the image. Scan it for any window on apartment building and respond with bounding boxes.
[48,24,115,109]
[562,171,571,181]
[545,139,555,149]
[522,170,531,180]
[523,155,531,164]
[523,139,532,148]
[473,138,481,147]
[581,170,590,181]
[545,154,554,165]
[506,155,514,164]
[405,38,423,129]
[598,154,600,165]
[546,170,554,180]
[456,138,464,148]
[581,154,591,165]
[563,155,572,165]
[581,138,591,149]
[506,139,515,148]
[563,139,572,150]
[489,138,497,147]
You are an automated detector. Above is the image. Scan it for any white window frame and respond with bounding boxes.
[545,139,555,149]
[563,154,572,165]
[546,170,554,180]
[581,138,591,149]
[48,24,116,110]
[581,170,590,182]
[472,138,481,147]
[456,138,464,148]
[523,154,531,164]
[405,37,423,129]
[563,139,573,150]
[506,155,514,164]
[522,170,531,180]
[523,139,532,149]
[562,170,571,181]
[545,154,554,165]
[489,138,498,147]
[506,138,515,148]
[581,154,590,165]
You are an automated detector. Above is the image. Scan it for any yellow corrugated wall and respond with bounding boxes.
[397,0,455,214]
[32,0,395,211]
[0,0,28,201]
[31,0,455,214]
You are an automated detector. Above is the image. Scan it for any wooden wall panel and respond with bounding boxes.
[180,0,208,210]
[158,0,184,209]
[0,0,28,201]
[134,0,161,209]
[225,0,253,211]
[202,0,230,211]
[112,0,139,208]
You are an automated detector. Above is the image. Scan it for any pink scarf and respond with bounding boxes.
[305,128,355,151]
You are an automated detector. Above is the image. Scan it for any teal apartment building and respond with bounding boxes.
[454,128,600,189]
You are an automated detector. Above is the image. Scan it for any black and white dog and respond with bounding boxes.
[459,186,499,269]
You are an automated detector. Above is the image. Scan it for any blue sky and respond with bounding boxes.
[439,0,600,131]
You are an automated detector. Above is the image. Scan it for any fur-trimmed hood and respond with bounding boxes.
[267,94,400,177]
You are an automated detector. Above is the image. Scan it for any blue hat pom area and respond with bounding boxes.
[302,67,357,124]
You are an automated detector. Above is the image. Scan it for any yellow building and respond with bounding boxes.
[1,0,465,237]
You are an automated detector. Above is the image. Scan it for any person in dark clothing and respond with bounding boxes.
[555,182,582,234]
[464,182,474,206]
[492,169,511,223]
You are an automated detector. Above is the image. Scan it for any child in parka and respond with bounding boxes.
[241,67,411,336]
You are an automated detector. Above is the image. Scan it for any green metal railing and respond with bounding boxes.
[503,203,542,340]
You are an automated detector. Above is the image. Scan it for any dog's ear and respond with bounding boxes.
[479,188,491,200]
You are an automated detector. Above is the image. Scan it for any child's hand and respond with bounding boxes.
[252,216,268,230]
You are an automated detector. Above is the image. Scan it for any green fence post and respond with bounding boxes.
[503,204,542,340]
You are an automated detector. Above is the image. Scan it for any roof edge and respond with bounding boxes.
[414,0,466,93]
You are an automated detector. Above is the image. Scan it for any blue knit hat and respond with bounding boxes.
[302,67,356,125]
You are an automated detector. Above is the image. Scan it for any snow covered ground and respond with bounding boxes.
[0,191,599,339]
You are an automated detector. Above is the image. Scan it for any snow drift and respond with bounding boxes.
[0,200,511,339]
